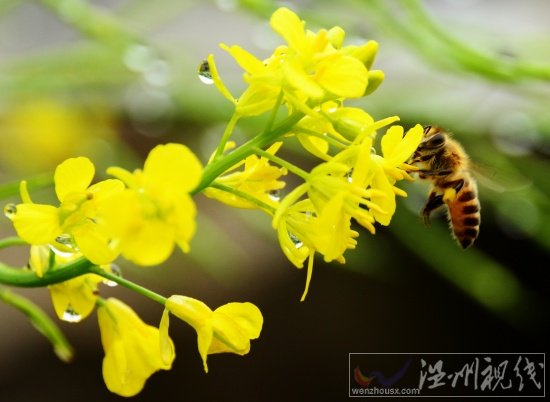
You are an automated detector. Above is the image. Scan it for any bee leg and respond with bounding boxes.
[442,179,465,203]
[422,192,445,225]
[417,168,453,180]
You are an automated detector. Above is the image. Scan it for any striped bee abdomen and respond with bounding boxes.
[447,179,480,248]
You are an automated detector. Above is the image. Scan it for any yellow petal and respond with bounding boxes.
[106,166,136,188]
[236,83,280,116]
[270,7,306,51]
[220,44,265,75]
[143,143,203,196]
[283,59,324,99]
[98,298,174,397]
[317,55,368,98]
[197,324,214,373]
[72,222,119,265]
[171,196,197,254]
[166,295,213,329]
[12,203,60,244]
[54,157,95,201]
[381,125,404,159]
[28,245,50,277]
[87,179,125,203]
[206,53,235,104]
[165,296,214,373]
[209,313,250,355]
[382,124,423,166]
[49,275,98,322]
[159,309,176,367]
[214,302,263,340]
[370,161,396,226]
[120,219,175,266]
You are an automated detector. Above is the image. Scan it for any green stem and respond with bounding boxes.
[0,286,74,362]
[88,265,167,305]
[213,113,240,161]
[262,90,285,135]
[0,257,93,287]
[0,237,27,250]
[253,147,310,180]
[209,182,276,214]
[193,112,304,195]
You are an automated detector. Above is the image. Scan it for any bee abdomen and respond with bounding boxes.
[448,183,480,249]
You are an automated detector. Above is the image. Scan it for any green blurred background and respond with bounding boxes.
[0,0,548,400]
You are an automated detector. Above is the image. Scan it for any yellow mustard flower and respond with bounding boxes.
[104,143,203,266]
[211,7,379,117]
[204,142,287,209]
[28,245,107,322]
[273,194,359,300]
[8,157,124,264]
[304,141,385,235]
[370,124,423,225]
[160,295,263,373]
[97,298,175,397]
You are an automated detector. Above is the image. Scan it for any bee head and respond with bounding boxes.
[420,125,446,150]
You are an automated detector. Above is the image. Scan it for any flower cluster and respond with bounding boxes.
[205,7,423,299]
[0,6,421,398]
[7,144,201,266]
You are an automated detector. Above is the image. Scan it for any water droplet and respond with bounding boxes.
[55,234,76,247]
[346,168,354,183]
[268,189,281,202]
[198,60,214,84]
[62,305,82,323]
[50,234,78,257]
[288,232,303,249]
[103,264,122,287]
[49,245,75,258]
[4,203,17,219]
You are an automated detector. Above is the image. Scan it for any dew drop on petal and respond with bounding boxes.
[103,263,122,287]
[62,305,82,323]
[198,59,214,85]
[4,203,17,219]
[49,245,75,258]
[55,234,74,246]
[268,189,281,202]
[346,168,354,183]
[50,234,78,257]
[289,231,303,249]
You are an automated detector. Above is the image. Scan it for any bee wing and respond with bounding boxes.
[469,161,531,193]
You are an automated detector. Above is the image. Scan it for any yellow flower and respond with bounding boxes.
[370,124,423,225]
[211,7,380,117]
[28,245,105,322]
[217,44,285,116]
[97,298,175,397]
[8,157,124,264]
[273,187,360,300]
[160,295,263,373]
[270,7,368,100]
[204,142,287,209]
[104,143,203,266]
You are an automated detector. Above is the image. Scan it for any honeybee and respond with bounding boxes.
[408,125,480,248]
